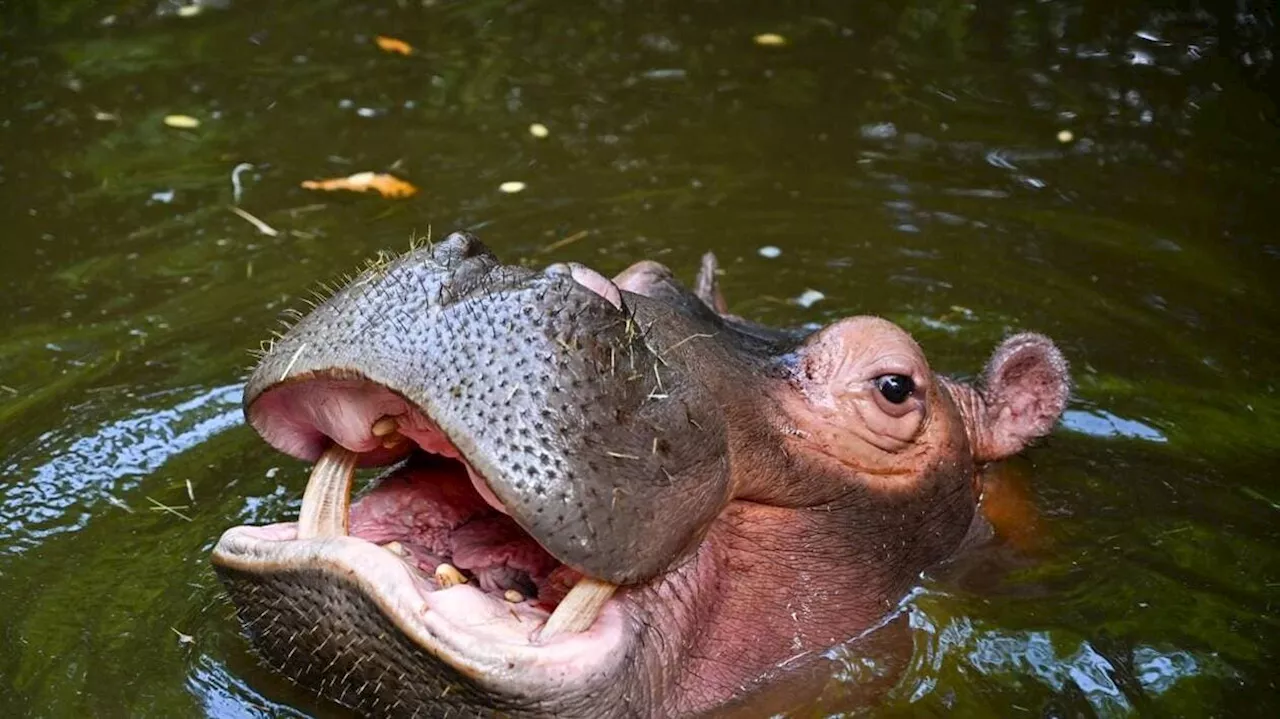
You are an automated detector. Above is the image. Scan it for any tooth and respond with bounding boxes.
[435,563,467,588]
[371,416,399,437]
[539,577,616,640]
[381,433,405,449]
[381,541,407,557]
[504,589,525,603]
[297,444,358,539]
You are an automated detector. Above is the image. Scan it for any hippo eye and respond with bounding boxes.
[875,374,915,404]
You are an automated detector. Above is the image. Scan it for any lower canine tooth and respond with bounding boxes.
[504,589,525,603]
[297,444,358,539]
[381,433,406,449]
[435,563,467,588]
[539,577,617,640]
[381,541,407,557]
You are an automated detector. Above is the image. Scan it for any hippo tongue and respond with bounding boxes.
[292,440,618,640]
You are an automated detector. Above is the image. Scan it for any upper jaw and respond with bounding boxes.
[242,242,735,585]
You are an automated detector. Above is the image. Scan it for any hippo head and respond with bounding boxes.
[212,232,1070,718]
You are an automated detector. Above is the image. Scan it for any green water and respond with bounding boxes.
[2,1,1277,716]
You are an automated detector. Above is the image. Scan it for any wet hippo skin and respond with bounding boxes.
[211,232,1071,718]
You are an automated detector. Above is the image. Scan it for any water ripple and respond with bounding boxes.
[0,384,244,555]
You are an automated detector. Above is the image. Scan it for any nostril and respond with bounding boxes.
[433,232,492,265]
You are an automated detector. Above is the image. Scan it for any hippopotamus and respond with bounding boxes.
[212,232,1070,718]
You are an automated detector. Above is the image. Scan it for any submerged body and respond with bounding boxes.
[212,233,1070,717]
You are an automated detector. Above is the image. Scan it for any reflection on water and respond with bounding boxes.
[1,384,242,555]
[903,601,1232,715]
[186,654,313,719]
[1062,409,1167,443]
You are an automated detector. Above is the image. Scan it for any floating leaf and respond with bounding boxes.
[301,172,418,199]
[753,33,787,47]
[163,114,200,129]
[375,35,413,55]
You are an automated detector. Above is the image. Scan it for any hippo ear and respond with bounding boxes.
[972,333,1071,462]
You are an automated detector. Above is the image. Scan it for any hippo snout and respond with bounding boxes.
[241,232,732,585]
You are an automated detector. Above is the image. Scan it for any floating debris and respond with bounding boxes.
[529,123,550,138]
[754,33,787,47]
[171,627,195,645]
[146,496,193,522]
[758,245,782,259]
[229,206,279,237]
[1241,486,1280,511]
[375,35,413,55]
[301,172,418,199]
[499,181,527,194]
[794,289,825,308]
[860,122,898,141]
[1057,129,1075,143]
[642,68,687,80]
[163,114,200,129]
[541,230,589,253]
[230,162,255,205]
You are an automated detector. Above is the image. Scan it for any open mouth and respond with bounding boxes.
[212,376,633,682]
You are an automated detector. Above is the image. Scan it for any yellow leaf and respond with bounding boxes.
[375,35,413,56]
[163,114,201,128]
[301,172,418,199]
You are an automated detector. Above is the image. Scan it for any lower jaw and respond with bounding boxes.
[213,526,638,717]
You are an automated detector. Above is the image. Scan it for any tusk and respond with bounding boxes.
[296,444,358,539]
[503,589,525,603]
[539,576,617,640]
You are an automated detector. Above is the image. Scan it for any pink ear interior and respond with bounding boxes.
[977,333,1071,461]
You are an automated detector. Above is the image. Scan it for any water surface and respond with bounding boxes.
[2,0,1277,716]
